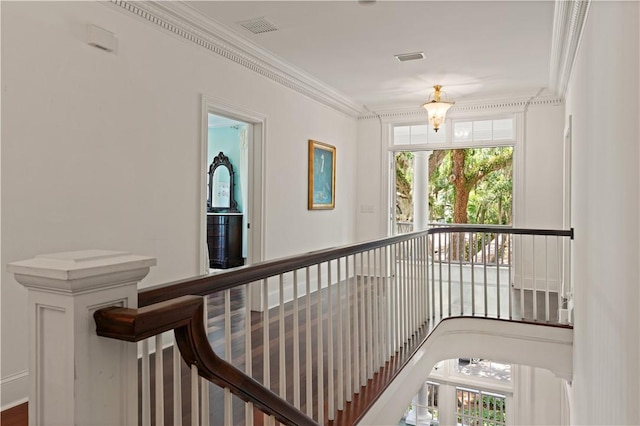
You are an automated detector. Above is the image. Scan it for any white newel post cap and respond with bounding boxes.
[8,249,157,426]
[8,249,157,292]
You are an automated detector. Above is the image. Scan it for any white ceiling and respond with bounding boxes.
[186,1,556,109]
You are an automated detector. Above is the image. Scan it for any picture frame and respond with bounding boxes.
[308,140,336,210]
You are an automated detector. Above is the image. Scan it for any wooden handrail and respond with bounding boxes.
[428,225,574,238]
[139,226,572,307]
[94,296,318,426]
[138,229,429,307]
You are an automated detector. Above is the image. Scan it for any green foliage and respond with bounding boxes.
[395,152,414,222]
[428,147,513,224]
[394,147,513,227]
[457,395,507,426]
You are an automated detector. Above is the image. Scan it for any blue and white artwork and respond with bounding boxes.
[309,140,335,209]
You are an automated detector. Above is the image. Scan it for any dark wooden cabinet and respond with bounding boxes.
[207,213,244,269]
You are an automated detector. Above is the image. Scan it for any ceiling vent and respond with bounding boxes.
[395,52,425,62]
[238,17,278,35]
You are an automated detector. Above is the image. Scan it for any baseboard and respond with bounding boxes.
[1,370,28,411]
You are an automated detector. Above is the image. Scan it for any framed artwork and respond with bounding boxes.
[308,140,336,210]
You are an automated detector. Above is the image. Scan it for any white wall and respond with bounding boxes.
[355,104,565,243]
[0,2,357,408]
[564,1,640,424]
[521,106,565,228]
[512,365,565,426]
[355,115,387,241]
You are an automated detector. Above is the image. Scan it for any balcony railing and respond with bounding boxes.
[10,225,573,426]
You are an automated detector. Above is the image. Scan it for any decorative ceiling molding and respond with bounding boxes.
[358,95,564,121]
[549,0,591,96]
[108,1,364,117]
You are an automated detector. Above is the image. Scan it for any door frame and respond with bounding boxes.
[200,95,266,275]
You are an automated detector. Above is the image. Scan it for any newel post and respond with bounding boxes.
[8,250,156,426]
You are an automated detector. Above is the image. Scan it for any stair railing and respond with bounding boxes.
[9,226,573,426]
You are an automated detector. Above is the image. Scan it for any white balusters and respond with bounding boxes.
[483,232,488,316]
[142,339,151,426]
[201,299,210,426]
[279,274,286,400]
[292,272,301,410]
[496,234,501,318]
[545,236,550,322]
[345,255,353,401]
[383,246,391,361]
[373,250,380,370]
[431,235,436,321]
[262,277,271,424]
[359,252,366,387]
[459,233,464,316]
[438,233,443,320]
[224,290,232,426]
[470,232,476,316]
[155,334,165,426]
[411,240,417,336]
[337,258,345,410]
[389,244,396,352]
[245,283,254,426]
[366,251,374,378]
[401,241,408,346]
[190,366,198,426]
[532,236,538,321]
[448,235,453,317]
[173,343,183,426]
[508,234,513,320]
[316,264,324,425]
[327,260,335,420]
[305,267,313,418]
[519,235,525,320]
[557,237,563,323]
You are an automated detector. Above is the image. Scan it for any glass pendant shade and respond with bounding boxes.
[422,85,454,132]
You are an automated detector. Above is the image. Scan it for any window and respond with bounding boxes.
[457,387,507,426]
[453,118,514,143]
[393,123,446,145]
[426,381,439,422]
[390,116,517,237]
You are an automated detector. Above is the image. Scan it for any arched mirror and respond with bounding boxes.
[208,152,238,213]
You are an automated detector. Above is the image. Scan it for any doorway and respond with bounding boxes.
[207,113,249,271]
[201,96,265,276]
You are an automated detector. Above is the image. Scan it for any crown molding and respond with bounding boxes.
[107,1,364,117]
[358,95,564,121]
[549,0,591,96]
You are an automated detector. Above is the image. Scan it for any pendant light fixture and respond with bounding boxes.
[422,85,454,132]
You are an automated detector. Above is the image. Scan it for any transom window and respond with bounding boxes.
[453,118,514,143]
[393,123,446,145]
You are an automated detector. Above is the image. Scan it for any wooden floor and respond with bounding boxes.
[2,283,566,426]
[0,402,27,426]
